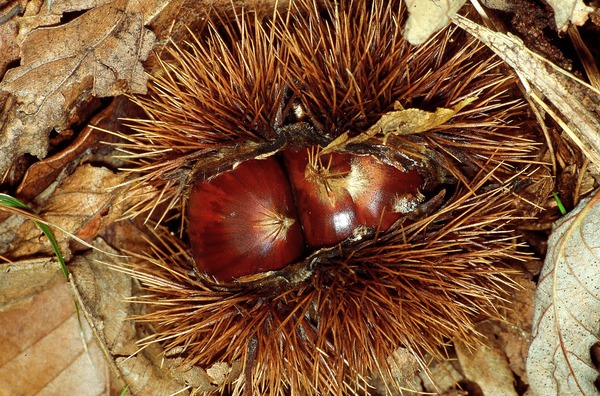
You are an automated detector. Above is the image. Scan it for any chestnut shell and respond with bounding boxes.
[187,157,305,280]
[120,0,551,393]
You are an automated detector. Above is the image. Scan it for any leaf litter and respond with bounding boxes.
[0,0,155,175]
[0,0,599,394]
[527,190,600,395]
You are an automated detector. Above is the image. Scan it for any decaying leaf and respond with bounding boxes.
[0,12,20,77]
[527,190,600,395]
[206,362,240,387]
[15,97,130,201]
[0,259,110,395]
[68,238,221,394]
[418,359,464,394]
[456,340,518,396]
[452,14,600,166]
[6,164,126,261]
[322,98,476,154]
[452,274,536,391]
[403,0,466,45]
[371,98,476,137]
[0,0,156,175]
[546,0,594,31]
[49,0,115,14]
[502,276,536,383]
[385,348,421,391]
[69,244,201,395]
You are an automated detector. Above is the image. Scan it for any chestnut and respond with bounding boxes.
[283,147,424,246]
[187,147,425,280]
[186,157,305,281]
[283,148,361,247]
[351,155,423,230]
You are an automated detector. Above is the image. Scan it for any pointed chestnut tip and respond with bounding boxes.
[351,156,424,229]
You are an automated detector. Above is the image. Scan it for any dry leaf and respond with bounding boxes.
[480,0,512,12]
[0,0,155,175]
[0,259,110,395]
[527,191,600,395]
[501,276,536,383]
[69,241,217,394]
[49,0,115,14]
[452,15,600,166]
[385,347,421,391]
[454,275,536,390]
[15,97,130,201]
[372,98,476,137]
[206,362,238,387]
[15,0,61,39]
[7,164,126,261]
[546,0,594,31]
[419,359,464,394]
[403,0,466,45]
[0,258,61,306]
[0,12,20,76]
[456,340,518,396]
[322,98,475,154]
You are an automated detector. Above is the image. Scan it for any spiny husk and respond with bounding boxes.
[113,0,550,394]
[122,177,527,395]
[114,0,542,222]
[114,8,290,221]
[279,0,542,190]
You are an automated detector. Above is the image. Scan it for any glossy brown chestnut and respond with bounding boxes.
[283,148,424,247]
[283,148,361,247]
[351,155,424,230]
[188,148,425,280]
[186,157,305,281]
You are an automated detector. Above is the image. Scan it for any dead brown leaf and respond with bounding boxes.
[456,339,518,396]
[16,0,61,38]
[14,122,107,200]
[15,97,131,201]
[68,241,213,395]
[403,0,466,45]
[419,359,465,394]
[527,191,600,395]
[456,275,536,390]
[0,12,20,76]
[49,0,115,14]
[321,98,476,154]
[6,164,126,261]
[502,276,536,384]
[546,0,594,31]
[452,14,600,166]
[0,0,155,175]
[0,259,111,395]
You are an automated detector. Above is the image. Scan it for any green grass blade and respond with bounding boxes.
[553,192,567,215]
[0,193,68,279]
